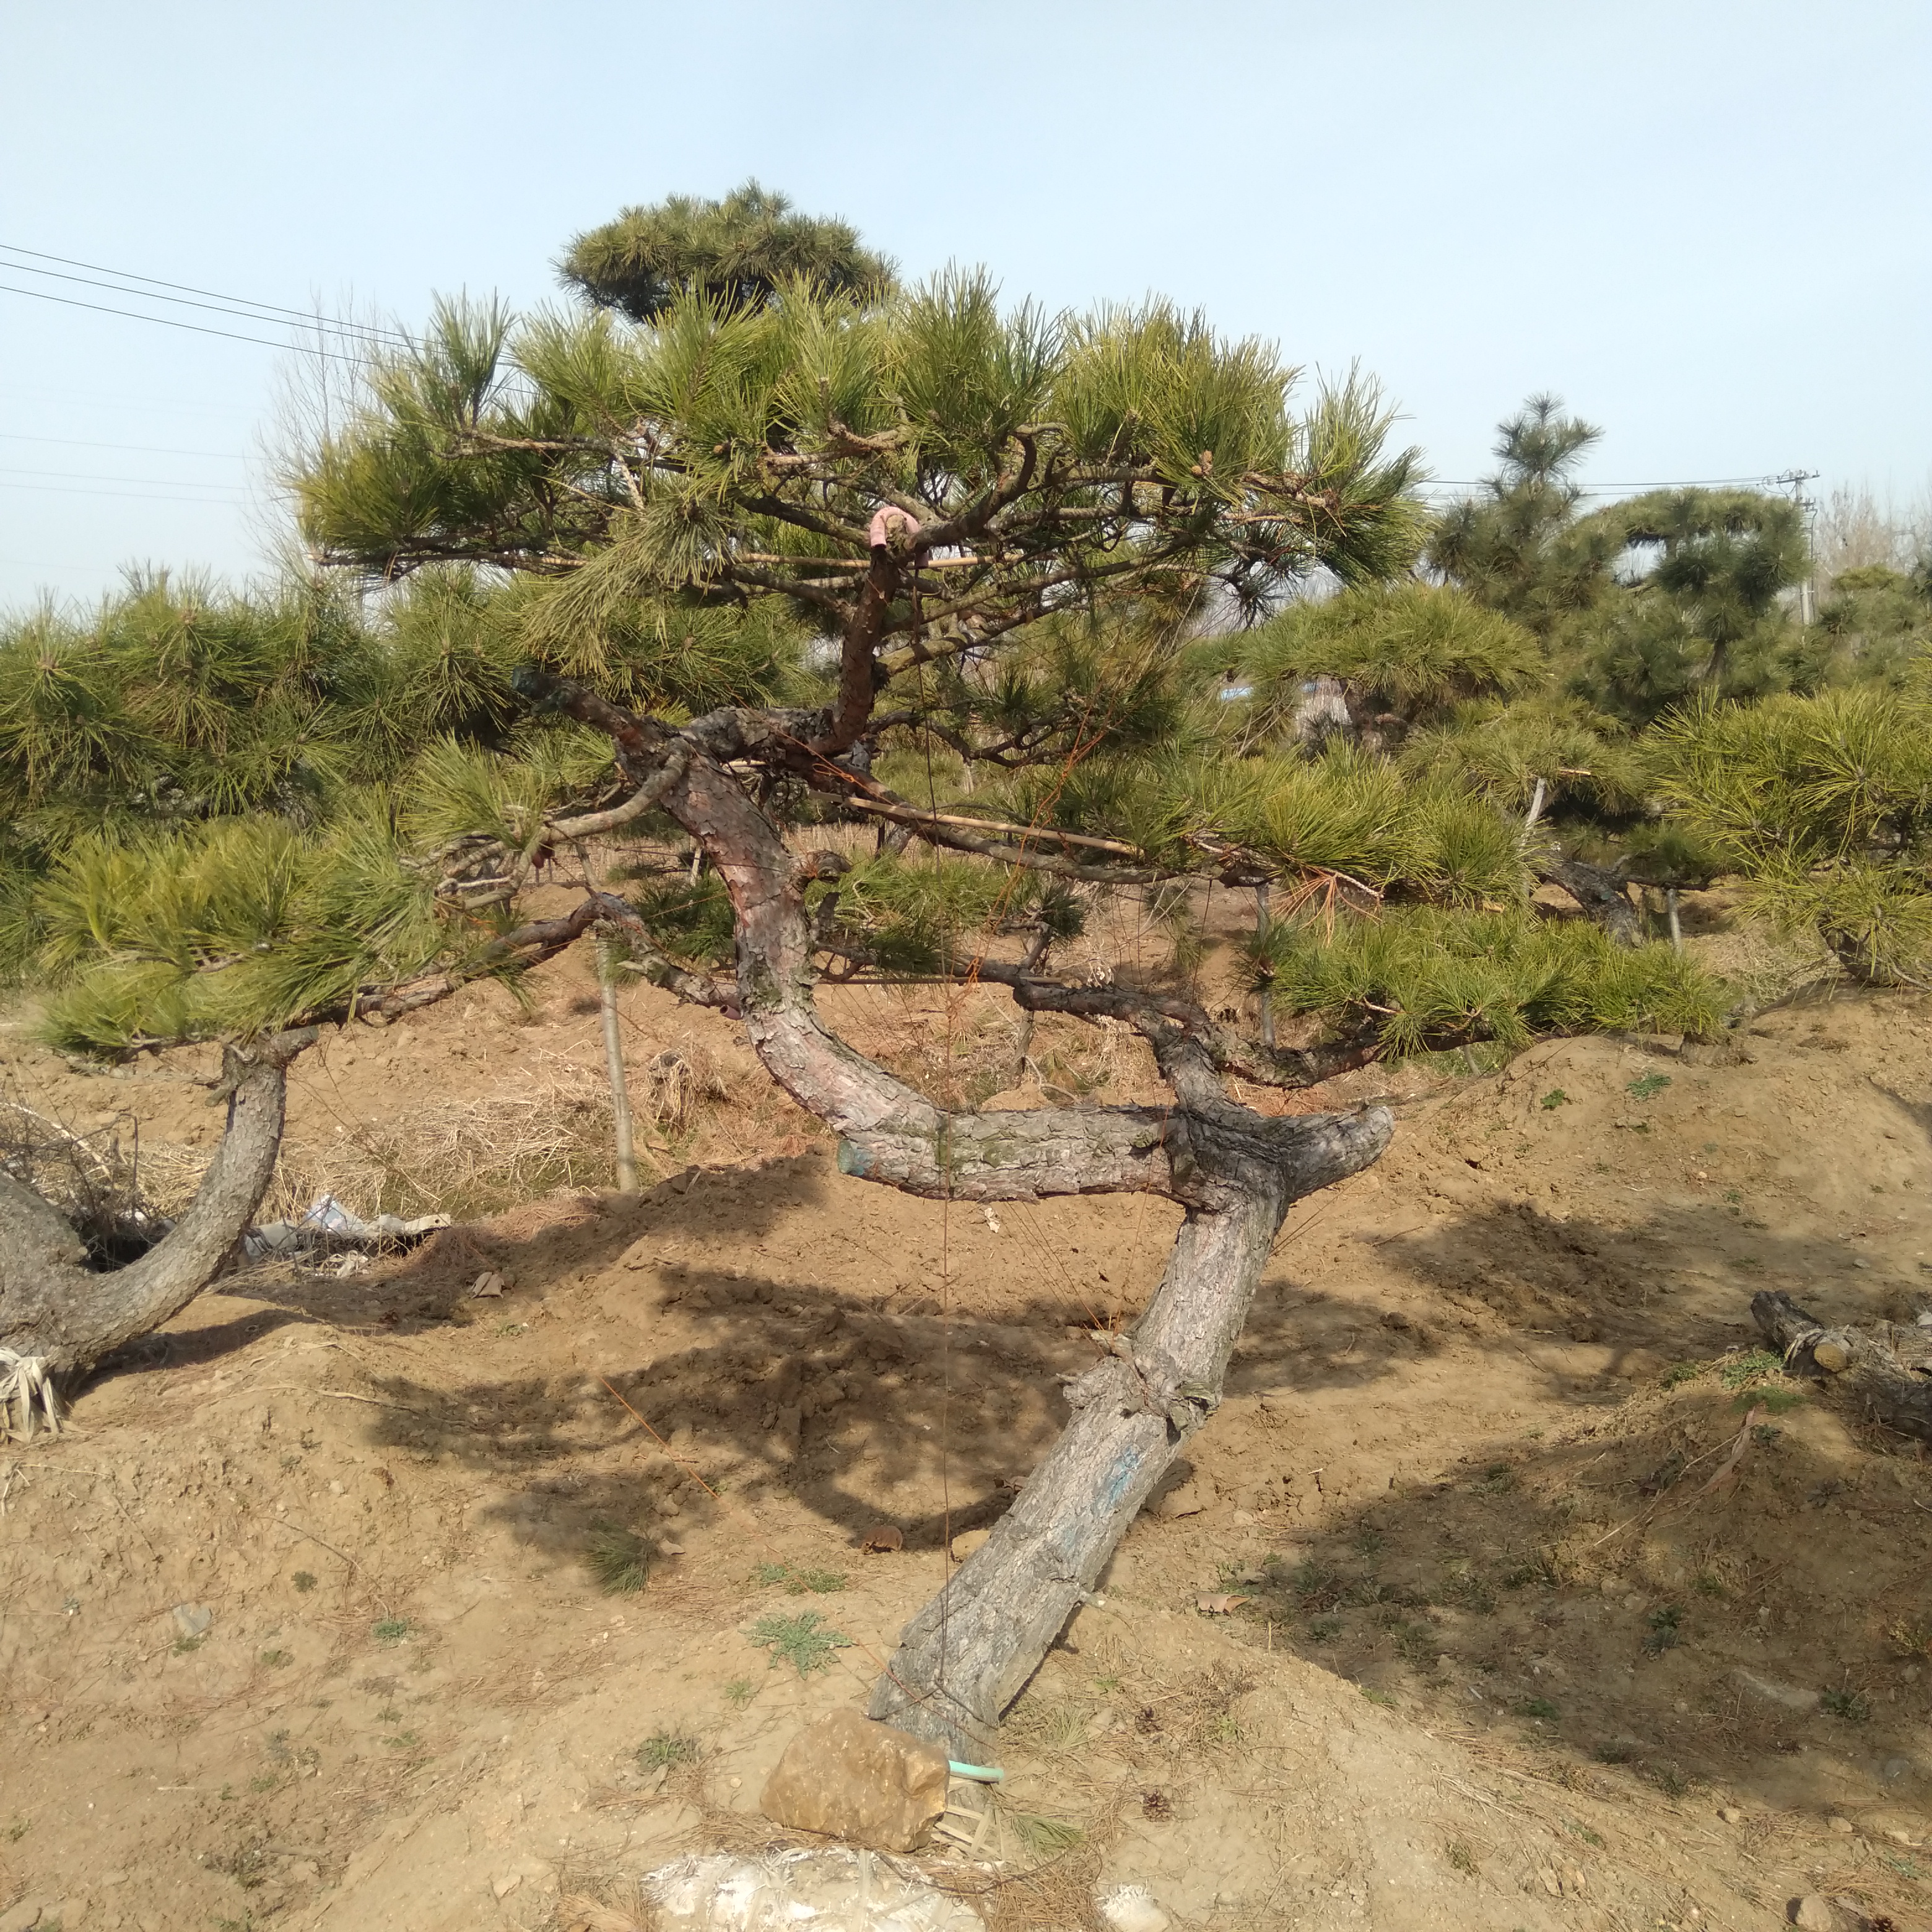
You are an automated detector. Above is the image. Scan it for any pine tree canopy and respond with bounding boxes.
[560,181,897,323]
[15,240,1932,1068]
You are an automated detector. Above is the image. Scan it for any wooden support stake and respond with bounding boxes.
[599,936,639,1194]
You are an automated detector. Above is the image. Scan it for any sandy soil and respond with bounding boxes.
[2,935,1930,1932]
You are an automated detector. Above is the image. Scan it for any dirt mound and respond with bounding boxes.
[4,971,1932,1930]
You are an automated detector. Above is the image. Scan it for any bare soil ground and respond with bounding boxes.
[3,923,1931,1932]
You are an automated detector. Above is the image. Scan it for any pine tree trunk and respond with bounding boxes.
[866,1097,1383,1757]
[0,1040,299,1386]
[535,679,1396,1760]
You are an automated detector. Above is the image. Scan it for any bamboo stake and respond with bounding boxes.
[1256,879,1275,1050]
[598,936,638,1193]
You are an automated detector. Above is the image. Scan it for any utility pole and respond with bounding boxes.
[1775,469,1820,624]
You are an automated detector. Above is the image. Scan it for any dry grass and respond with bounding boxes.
[266,1053,621,1222]
[0,1082,179,1257]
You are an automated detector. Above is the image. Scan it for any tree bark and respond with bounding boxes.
[0,1036,301,1390]
[1530,847,1642,945]
[1751,1289,1932,1442]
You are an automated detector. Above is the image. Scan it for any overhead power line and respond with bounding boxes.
[0,431,246,461]
[0,280,373,365]
[0,463,249,494]
[0,242,413,347]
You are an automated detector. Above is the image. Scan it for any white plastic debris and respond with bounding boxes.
[1097,1884,1172,1932]
[242,1194,449,1260]
[645,1849,983,1932]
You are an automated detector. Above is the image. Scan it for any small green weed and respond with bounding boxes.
[1359,1684,1395,1707]
[1514,1696,1559,1721]
[1722,1186,1743,1204]
[753,1561,851,1594]
[1718,1350,1783,1389]
[723,1677,757,1708]
[585,1526,651,1595]
[1540,1089,1570,1110]
[1592,1741,1634,1764]
[1692,1570,1727,1598]
[749,1610,853,1676]
[1638,1760,1695,1798]
[1751,1424,1783,1445]
[1643,1604,1683,1655]
[1627,1072,1672,1100]
[1661,1360,1705,1388]
[638,1730,699,1769]
[172,1634,204,1655]
[372,1617,411,1646]
[1308,1616,1343,1642]
[1446,1838,1477,1875]
[1742,1385,1804,1414]
[258,1648,292,1668]
[382,1730,421,1751]
[6,1816,27,1842]
[1821,1689,1870,1721]
[1564,1821,1604,1848]
[1476,1462,1516,1494]
[292,1571,317,1593]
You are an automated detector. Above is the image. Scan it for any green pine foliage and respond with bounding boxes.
[1266,908,1726,1055]
[1218,583,1543,743]
[32,811,450,1055]
[1399,697,1648,817]
[560,180,896,323]
[1658,688,1932,981]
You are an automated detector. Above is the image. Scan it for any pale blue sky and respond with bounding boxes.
[2,1,1927,611]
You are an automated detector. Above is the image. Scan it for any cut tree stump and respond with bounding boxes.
[1751,1289,1932,1442]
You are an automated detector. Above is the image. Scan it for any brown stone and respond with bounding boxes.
[760,1708,949,1853]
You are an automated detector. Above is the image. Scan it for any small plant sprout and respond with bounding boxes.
[1540,1089,1570,1110]
[373,1617,412,1646]
[586,1526,651,1595]
[292,1570,317,1593]
[638,1730,699,1769]
[1626,1071,1672,1100]
[748,1611,853,1677]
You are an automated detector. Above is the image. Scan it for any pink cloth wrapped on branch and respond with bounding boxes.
[868,505,923,549]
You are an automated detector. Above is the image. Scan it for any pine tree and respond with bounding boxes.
[1,219,1723,1752]
[560,180,895,321]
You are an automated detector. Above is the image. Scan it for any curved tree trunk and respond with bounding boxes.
[868,1090,1386,1756]
[0,1036,302,1413]
[541,678,1395,1759]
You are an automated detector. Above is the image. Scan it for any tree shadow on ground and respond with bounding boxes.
[1197,1198,1932,1824]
